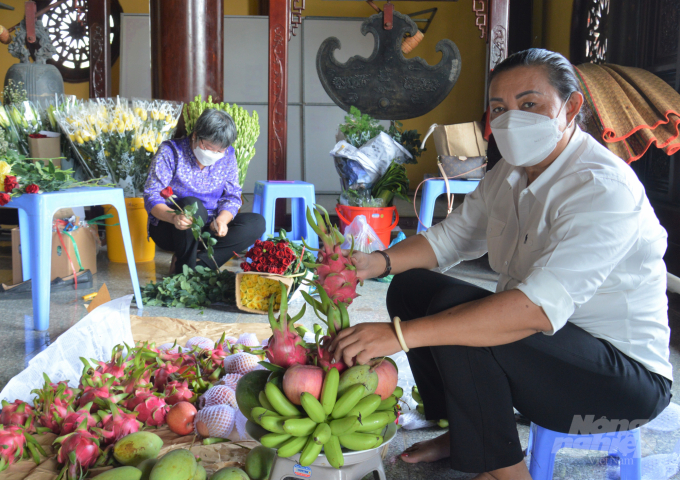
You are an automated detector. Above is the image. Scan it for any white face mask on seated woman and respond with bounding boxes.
[193,145,224,167]
[490,96,571,168]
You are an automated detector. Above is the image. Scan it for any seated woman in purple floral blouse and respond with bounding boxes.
[144,109,265,274]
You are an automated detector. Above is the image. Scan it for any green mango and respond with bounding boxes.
[337,365,379,398]
[193,464,207,480]
[149,449,197,480]
[137,459,157,480]
[114,432,163,466]
[245,445,275,480]
[210,467,250,480]
[92,466,142,480]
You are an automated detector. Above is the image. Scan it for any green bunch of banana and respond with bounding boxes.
[412,386,449,428]
[253,369,403,469]
[183,95,260,188]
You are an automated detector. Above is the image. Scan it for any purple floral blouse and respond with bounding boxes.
[144,137,242,227]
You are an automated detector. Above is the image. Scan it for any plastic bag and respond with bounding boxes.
[0,295,134,403]
[340,215,385,253]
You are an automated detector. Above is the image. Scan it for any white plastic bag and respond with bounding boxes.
[0,295,134,403]
[340,215,386,253]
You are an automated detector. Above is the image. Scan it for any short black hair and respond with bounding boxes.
[193,109,237,149]
[489,48,587,125]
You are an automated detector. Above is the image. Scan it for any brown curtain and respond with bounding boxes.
[574,63,680,163]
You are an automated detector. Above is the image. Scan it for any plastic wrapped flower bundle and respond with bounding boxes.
[54,97,183,197]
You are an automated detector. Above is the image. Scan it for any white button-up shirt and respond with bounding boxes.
[421,128,672,380]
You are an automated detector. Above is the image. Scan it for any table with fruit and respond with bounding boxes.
[0,206,405,480]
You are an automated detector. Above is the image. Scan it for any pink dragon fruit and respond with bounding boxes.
[78,377,126,412]
[95,403,142,445]
[54,420,101,479]
[0,400,34,427]
[263,282,308,368]
[120,368,152,394]
[316,336,348,373]
[133,395,169,427]
[152,361,180,390]
[92,346,129,380]
[0,425,26,471]
[304,205,361,305]
[164,380,194,405]
[60,403,99,435]
[39,397,70,434]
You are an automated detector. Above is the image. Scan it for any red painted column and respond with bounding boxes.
[267,0,291,181]
[88,0,112,98]
[150,0,224,107]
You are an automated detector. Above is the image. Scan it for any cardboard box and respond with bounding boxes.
[11,223,98,284]
[28,131,62,168]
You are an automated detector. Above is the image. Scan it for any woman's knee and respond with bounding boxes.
[386,268,433,320]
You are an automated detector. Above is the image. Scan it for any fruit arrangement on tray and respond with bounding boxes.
[233,205,405,469]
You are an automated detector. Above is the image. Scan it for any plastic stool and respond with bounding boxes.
[268,450,386,480]
[527,422,641,480]
[6,187,144,331]
[252,180,319,248]
[417,178,480,233]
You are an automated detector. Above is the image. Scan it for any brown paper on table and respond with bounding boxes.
[0,318,273,479]
[130,315,273,347]
[234,272,294,315]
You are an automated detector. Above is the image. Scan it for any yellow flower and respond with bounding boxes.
[0,161,12,178]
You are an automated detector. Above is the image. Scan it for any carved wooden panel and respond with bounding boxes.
[268,0,290,181]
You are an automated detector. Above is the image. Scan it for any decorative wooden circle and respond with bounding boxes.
[34,0,122,83]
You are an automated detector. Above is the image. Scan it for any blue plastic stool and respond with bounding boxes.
[527,422,641,480]
[416,178,480,233]
[6,187,144,331]
[252,180,319,248]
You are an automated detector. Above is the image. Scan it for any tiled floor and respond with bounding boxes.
[0,196,678,479]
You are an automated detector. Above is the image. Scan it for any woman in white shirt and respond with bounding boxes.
[328,49,673,480]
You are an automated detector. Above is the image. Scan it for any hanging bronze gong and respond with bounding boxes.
[316,10,461,120]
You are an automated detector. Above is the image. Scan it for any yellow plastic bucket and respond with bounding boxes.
[104,198,156,263]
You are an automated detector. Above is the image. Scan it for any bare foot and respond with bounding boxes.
[400,432,450,464]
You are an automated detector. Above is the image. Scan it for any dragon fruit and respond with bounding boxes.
[0,425,26,471]
[95,403,142,445]
[164,380,194,405]
[262,282,308,368]
[38,397,70,434]
[78,377,126,412]
[304,205,361,305]
[60,403,99,435]
[316,336,348,373]
[152,360,180,390]
[133,395,169,427]
[0,400,33,427]
[54,420,101,480]
[120,368,152,394]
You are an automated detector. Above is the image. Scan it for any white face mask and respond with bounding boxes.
[490,98,570,167]
[193,145,224,167]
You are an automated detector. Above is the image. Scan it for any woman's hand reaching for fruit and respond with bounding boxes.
[328,323,402,366]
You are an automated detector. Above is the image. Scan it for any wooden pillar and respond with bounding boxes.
[88,0,112,98]
[150,0,224,107]
[487,0,509,73]
[267,0,290,182]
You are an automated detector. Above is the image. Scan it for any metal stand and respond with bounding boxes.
[269,450,386,480]
[247,422,397,480]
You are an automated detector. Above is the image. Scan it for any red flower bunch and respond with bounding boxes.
[0,193,10,206]
[25,184,39,194]
[4,175,18,193]
[241,239,297,275]
[160,186,174,199]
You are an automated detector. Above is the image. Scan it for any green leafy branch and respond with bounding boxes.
[165,198,219,270]
[142,264,236,309]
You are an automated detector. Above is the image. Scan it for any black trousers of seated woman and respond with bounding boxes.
[386,268,672,473]
[149,196,266,272]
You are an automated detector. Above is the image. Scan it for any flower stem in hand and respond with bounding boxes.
[161,187,219,269]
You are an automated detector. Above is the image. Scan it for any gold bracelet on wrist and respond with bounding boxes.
[393,316,410,352]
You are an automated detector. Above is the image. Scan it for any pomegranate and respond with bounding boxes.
[282,364,324,405]
[166,402,197,436]
[369,358,399,400]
